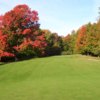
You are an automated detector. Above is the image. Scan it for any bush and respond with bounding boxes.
[61,51,73,55]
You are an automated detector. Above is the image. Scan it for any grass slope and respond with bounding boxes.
[0,55,100,100]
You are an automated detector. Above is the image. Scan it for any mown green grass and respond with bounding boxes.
[0,55,100,100]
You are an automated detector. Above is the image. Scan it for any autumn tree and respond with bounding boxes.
[42,30,63,56]
[75,26,87,54]
[85,22,100,56]
[62,30,76,55]
[0,4,47,61]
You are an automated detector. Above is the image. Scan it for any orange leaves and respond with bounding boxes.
[0,30,8,51]
[22,29,31,35]
[75,26,87,51]
[33,40,41,47]
[37,35,45,41]
[0,4,47,60]
[31,11,39,21]
[2,4,39,31]
[0,15,3,27]
[0,15,3,21]
[0,50,15,57]
[0,47,15,57]
[64,34,71,42]
[13,4,29,12]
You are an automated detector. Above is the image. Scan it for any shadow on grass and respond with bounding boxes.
[0,62,7,67]
[0,54,63,66]
[0,63,4,66]
[0,57,39,66]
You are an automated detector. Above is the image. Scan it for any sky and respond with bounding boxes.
[0,0,100,36]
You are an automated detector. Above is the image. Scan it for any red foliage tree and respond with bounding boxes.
[0,4,47,61]
[75,26,87,53]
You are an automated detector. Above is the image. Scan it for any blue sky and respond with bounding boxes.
[0,0,99,36]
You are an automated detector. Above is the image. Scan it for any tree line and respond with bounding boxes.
[61,21,100,56]
[0,4,100,62]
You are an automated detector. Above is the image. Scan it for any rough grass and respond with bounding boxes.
[0,55,100,100]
